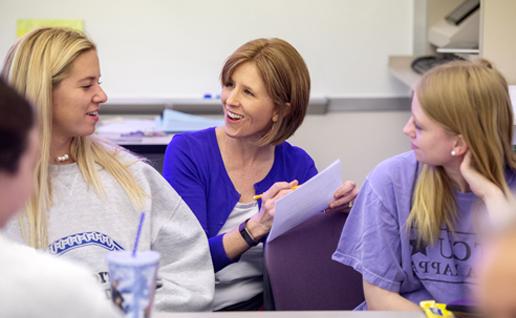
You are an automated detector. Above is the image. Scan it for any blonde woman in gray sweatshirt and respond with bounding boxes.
[2,27,214,312]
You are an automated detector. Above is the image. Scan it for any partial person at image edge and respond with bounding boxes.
[0,78,121,317]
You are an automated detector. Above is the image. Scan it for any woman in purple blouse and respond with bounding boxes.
[163,38,357,310]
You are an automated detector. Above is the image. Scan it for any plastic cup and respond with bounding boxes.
[106,251,160,318]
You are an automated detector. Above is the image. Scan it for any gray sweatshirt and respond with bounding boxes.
[5,151,214,312]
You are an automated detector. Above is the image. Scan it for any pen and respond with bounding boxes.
[253,185,299,200]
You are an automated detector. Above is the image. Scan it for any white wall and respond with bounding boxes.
[0,0,413,99]
[0,0,414,183]
[290,111,411,185]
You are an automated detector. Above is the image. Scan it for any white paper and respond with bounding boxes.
[267,159,342,242]
[96,117,161,134]
[96,110,223,136]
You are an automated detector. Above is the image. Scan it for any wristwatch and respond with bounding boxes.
[239,218,259,247]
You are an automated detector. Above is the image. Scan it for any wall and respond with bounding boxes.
[0,0,413,98]
[290,110,411,185]
[0,0,414,183]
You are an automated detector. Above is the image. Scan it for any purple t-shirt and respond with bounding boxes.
[332,151,516,309]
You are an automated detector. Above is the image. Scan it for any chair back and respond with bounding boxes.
[265,211,364,310]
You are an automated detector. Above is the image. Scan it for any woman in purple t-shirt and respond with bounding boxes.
[333,59,516,310]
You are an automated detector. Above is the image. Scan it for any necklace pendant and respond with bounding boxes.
[56,154,70,163]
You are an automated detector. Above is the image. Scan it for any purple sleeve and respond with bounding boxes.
[303,160,318,182]
[332,178,406,293]
[162,135,234,272]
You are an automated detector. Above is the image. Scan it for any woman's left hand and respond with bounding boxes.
[460,151,500,200]
[460,151,515,223]
[326,180,358,213]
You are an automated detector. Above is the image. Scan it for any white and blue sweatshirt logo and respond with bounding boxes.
[48,231,124,255]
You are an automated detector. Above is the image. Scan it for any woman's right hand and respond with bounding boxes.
[246,180,299,240]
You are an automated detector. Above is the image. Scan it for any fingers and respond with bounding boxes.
[329,180,358,209]
[260,180,299,219]
[262,189,293,217]
[324,196,355,214]
[289,179,299,187]
[460,150,475,172]
[262,180,298,201]
[460,150,478,181]
[333,180,356,199]
[461,150,471,168]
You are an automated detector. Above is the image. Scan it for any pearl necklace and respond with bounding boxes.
[56,154,70,163]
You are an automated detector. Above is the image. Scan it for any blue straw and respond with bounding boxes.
[132,212,145,257]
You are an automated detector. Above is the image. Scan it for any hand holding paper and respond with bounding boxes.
[327,180,358,213]
[246,180,299,240]
[267,160,345,242]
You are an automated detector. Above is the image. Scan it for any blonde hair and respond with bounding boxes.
[2,27,146,248]
[407,60,516,245]
[220,38,310,146]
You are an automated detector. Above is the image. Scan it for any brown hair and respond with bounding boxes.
[221,38,310,145]
[0,79,35,174]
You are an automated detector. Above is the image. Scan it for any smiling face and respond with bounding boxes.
[220,62,278,142]
[51,49,107,141]
[403,93,458,167]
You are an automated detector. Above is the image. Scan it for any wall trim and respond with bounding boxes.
[100,97,411,115]
[329,97,411,112]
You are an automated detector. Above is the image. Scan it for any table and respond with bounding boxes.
[154,311,425,318]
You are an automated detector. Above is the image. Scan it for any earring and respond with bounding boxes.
[451,150,457,156]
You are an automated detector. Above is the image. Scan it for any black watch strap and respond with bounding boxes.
[239,218,258,247]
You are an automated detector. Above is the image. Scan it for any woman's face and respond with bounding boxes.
[0,127,39,227]
[220,62,278,142]
[403,93,458,167]
[52,49,107,141]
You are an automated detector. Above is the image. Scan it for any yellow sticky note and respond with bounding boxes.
[420,300,455,318]
[16,19,84,37]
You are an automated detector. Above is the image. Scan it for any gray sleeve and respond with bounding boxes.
[141,163,215,312]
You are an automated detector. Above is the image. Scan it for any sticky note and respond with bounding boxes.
[16,19,84,37]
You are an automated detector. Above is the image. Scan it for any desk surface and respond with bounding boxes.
[100,134,173,146]
[154,311,425,318]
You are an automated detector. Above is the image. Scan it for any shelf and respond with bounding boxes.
[388,55,421,88]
